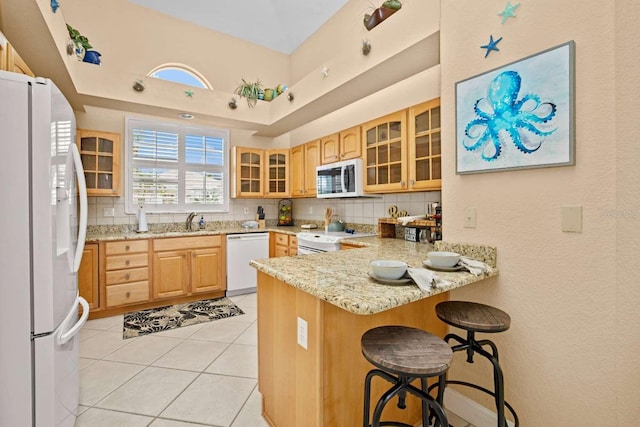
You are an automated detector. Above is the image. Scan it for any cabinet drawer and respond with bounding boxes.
[105,240,148,255]
[289,247,298,256]
[153,235,222,252]
[274,245,289,257]
[289,236,298,247]
[105,281,149,307]
[106,267,149,285]
[274,233,289,245]
[106,253,148,271]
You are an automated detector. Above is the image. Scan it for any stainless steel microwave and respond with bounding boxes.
[316,158,365,198]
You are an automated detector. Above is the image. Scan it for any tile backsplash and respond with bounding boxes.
[88,192,441,228]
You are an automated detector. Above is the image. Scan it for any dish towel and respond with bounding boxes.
[407,268,451,293]
[459,256,493,276]
[397,215,426,226]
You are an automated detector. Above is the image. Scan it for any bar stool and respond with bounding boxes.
[361,325,452,427]
[433,301,519,427]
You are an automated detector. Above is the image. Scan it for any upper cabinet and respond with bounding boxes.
[291,140,320,198]
[408,99,441,191]
[264,149,290,198]
[232,147,291,198]
[363,111,407,192]
[231,146,264,198]
[361,99,441,193]
[77,129,121,196]
[320,127,361,165]
[0,31,34,77]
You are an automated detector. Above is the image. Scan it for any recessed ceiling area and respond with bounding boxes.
[128,0,350,54]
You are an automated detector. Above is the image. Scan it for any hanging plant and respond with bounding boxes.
[364,0,402,31]
[234,78,263,108]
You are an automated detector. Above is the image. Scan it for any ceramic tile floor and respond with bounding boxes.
[76,292,474,427]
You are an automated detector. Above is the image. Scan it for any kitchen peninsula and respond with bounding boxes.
[250,239,497,427]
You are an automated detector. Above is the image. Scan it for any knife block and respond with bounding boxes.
[255,215,265,229]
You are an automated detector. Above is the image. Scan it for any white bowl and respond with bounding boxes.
[427,251,461,268]
[370,260,408,280]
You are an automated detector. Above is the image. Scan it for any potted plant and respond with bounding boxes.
[234,78,263,108]
[364,0,402,31]
[66,24,92,59]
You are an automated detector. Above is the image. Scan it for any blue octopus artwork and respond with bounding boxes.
[463,70,557,161]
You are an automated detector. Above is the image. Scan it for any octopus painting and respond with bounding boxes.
[463,70,557,162]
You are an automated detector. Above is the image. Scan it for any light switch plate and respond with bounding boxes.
[103,207,115,217]
[561,206,582,233]
[463,208,477,228]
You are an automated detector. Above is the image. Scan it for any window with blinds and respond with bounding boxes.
[125,118,229,213]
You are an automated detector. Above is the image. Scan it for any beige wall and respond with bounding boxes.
[441,1,638,425]
[614,1,640,425]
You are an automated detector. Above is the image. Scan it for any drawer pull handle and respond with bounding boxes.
[125,260,130,266]
[126,291,131,298]
[125,245,130,251]
[124,274,130,280]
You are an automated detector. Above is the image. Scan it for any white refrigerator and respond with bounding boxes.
[0,71,89,426]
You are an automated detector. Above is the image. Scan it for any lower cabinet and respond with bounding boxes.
[78,243,99,310]
[153,235,226,300]
[78,235,226,319]
[104,240,150,308]
[271,232,297,257]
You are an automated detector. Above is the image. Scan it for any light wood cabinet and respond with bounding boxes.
[291,140,320,198]
[76,129,121,196]
[152,235,225,299]
[362,99,441,193]
[264,149,290,197]
[0,31,34,77]
[78,243,99,311]
[270,232,297,257]
[6,43,34,77]
[363,111,408,192]
[408,99,442,191]
[232,146,264,197]
[320,127,362,164]
[103,240,150,308]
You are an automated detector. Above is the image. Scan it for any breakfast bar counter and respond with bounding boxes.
[250,240,497,427]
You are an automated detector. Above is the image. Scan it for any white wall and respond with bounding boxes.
[440,1,638,425]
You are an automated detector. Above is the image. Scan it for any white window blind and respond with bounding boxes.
[125,118,229,213]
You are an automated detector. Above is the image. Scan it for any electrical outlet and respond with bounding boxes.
[103,207,114,217]
[297,317,308,350]
[243,207,249,214]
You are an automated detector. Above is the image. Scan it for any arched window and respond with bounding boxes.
[148,64,212,89]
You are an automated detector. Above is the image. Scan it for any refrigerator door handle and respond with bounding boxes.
[70,143,87,273]
[57,295,89,346]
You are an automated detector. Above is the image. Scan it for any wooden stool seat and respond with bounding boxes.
[361,326,453,377]
[432,301,519,427]
[361,326,452,427]
[436,301,510,333]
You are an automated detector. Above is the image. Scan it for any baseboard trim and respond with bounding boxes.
[444,389,515,427]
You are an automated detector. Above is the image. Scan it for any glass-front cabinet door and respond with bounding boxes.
[233,147,263,197]
[408,99,441,191]
[76,129,121,196]
[264,149,289,197]
[362,111,407,192]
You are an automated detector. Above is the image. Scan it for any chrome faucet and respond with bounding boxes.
[186,212,197,230]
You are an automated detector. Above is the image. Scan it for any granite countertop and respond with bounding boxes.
[250,239,498,315]
[85,225,311,242]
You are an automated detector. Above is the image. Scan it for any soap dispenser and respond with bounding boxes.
[198,215,205,229]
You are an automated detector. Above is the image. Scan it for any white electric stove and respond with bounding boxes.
[296,231,377,254]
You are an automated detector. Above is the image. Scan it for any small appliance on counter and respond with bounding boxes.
[277,199,293,226]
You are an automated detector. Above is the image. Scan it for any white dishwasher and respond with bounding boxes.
[226,232,269,296]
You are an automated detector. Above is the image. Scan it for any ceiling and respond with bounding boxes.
[128,0,350,54]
